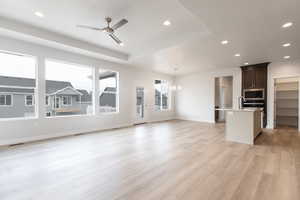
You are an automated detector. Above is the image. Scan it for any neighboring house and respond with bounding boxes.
[99,87,117,112]
[0,76,116,118]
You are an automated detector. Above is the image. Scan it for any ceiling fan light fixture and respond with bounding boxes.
[221,40,229,45]
[119,42,124,46]
[34,11,44,18]
[282,22,293,28]
[163,20,171,26]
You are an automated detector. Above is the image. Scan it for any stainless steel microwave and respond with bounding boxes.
[243,89,264,100]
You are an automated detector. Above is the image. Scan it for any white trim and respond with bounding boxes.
[48,86,83,96]
[0,49,36,59]
[0,94,13,107]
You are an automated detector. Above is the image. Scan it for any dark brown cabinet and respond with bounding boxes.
[242,65,267,89]
[241,62,269,127]
[254,67,267,89]
[242,68,256,89]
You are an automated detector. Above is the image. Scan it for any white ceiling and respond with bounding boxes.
[0,0,299,75]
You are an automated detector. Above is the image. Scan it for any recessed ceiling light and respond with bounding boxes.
[244,62,249,65]
[282,43,291,47]
[221,40,229,45]
[282,22,293,28]
[119,42,124,46]
[34,11,44,18]
[163,20,171,26]
[235,54,241,57]
[284,56,290,59]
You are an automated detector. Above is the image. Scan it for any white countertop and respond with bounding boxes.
[216,108,263,112]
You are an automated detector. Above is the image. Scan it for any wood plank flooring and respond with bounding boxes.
[0,120,300,200]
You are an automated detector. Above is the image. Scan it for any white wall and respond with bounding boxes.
[175,67,241,123]
[267,59,300,129]
[0,36,175,146]
[175,59,300,129]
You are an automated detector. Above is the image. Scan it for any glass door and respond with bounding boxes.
[135,87,146,124]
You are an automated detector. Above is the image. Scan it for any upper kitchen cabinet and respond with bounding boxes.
[241,63,269,89]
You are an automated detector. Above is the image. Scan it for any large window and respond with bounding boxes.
[0,51,36,119]
[99,69,118,113]
[155,80,170,110]
[45,60,93,117]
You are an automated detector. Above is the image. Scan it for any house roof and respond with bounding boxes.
[103,87,117,92]
[0,76,89,100]
[77,89,92,102]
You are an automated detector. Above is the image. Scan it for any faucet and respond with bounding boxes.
[238,96,245,109]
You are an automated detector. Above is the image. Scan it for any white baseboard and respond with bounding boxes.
[175,115,215,123]
[147,117,176,123]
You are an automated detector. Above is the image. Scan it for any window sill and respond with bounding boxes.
[0,116,38,122]
[45,114,94,119]
[155,109,172,112]
[99,111,119,115]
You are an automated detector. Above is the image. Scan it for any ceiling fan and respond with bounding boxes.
[77,17,128,46]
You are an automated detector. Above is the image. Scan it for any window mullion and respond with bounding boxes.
[94,67,100,115]
[161,84,163,110]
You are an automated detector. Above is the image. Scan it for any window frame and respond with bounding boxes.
[45,58,94,117]
[0,94,13,107]
[25,94,35,107]
[0,50,37,120]
[62,96,72,106]
[99,69,119,114]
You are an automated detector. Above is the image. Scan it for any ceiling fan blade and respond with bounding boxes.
[77,25,104,31]
[112,19,128,30]
[109,34,122,44]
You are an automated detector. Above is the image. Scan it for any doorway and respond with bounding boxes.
[274,77,299,129]
[135,87,146,124]
[214,76,233,123]
[54,97,60,109]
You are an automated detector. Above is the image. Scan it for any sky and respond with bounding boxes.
[0,52,36,78]
[0,52,116,92]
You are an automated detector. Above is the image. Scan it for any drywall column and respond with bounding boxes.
[37,56,46,119]
[93,67,100,115]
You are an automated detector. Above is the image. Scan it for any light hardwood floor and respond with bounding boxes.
[0,120,300,200]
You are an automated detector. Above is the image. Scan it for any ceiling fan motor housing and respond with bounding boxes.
[105,17,112,24]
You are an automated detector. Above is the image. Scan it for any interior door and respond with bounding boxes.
[135,87,146,124]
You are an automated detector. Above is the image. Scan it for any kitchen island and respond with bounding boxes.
[216,108,262,145]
